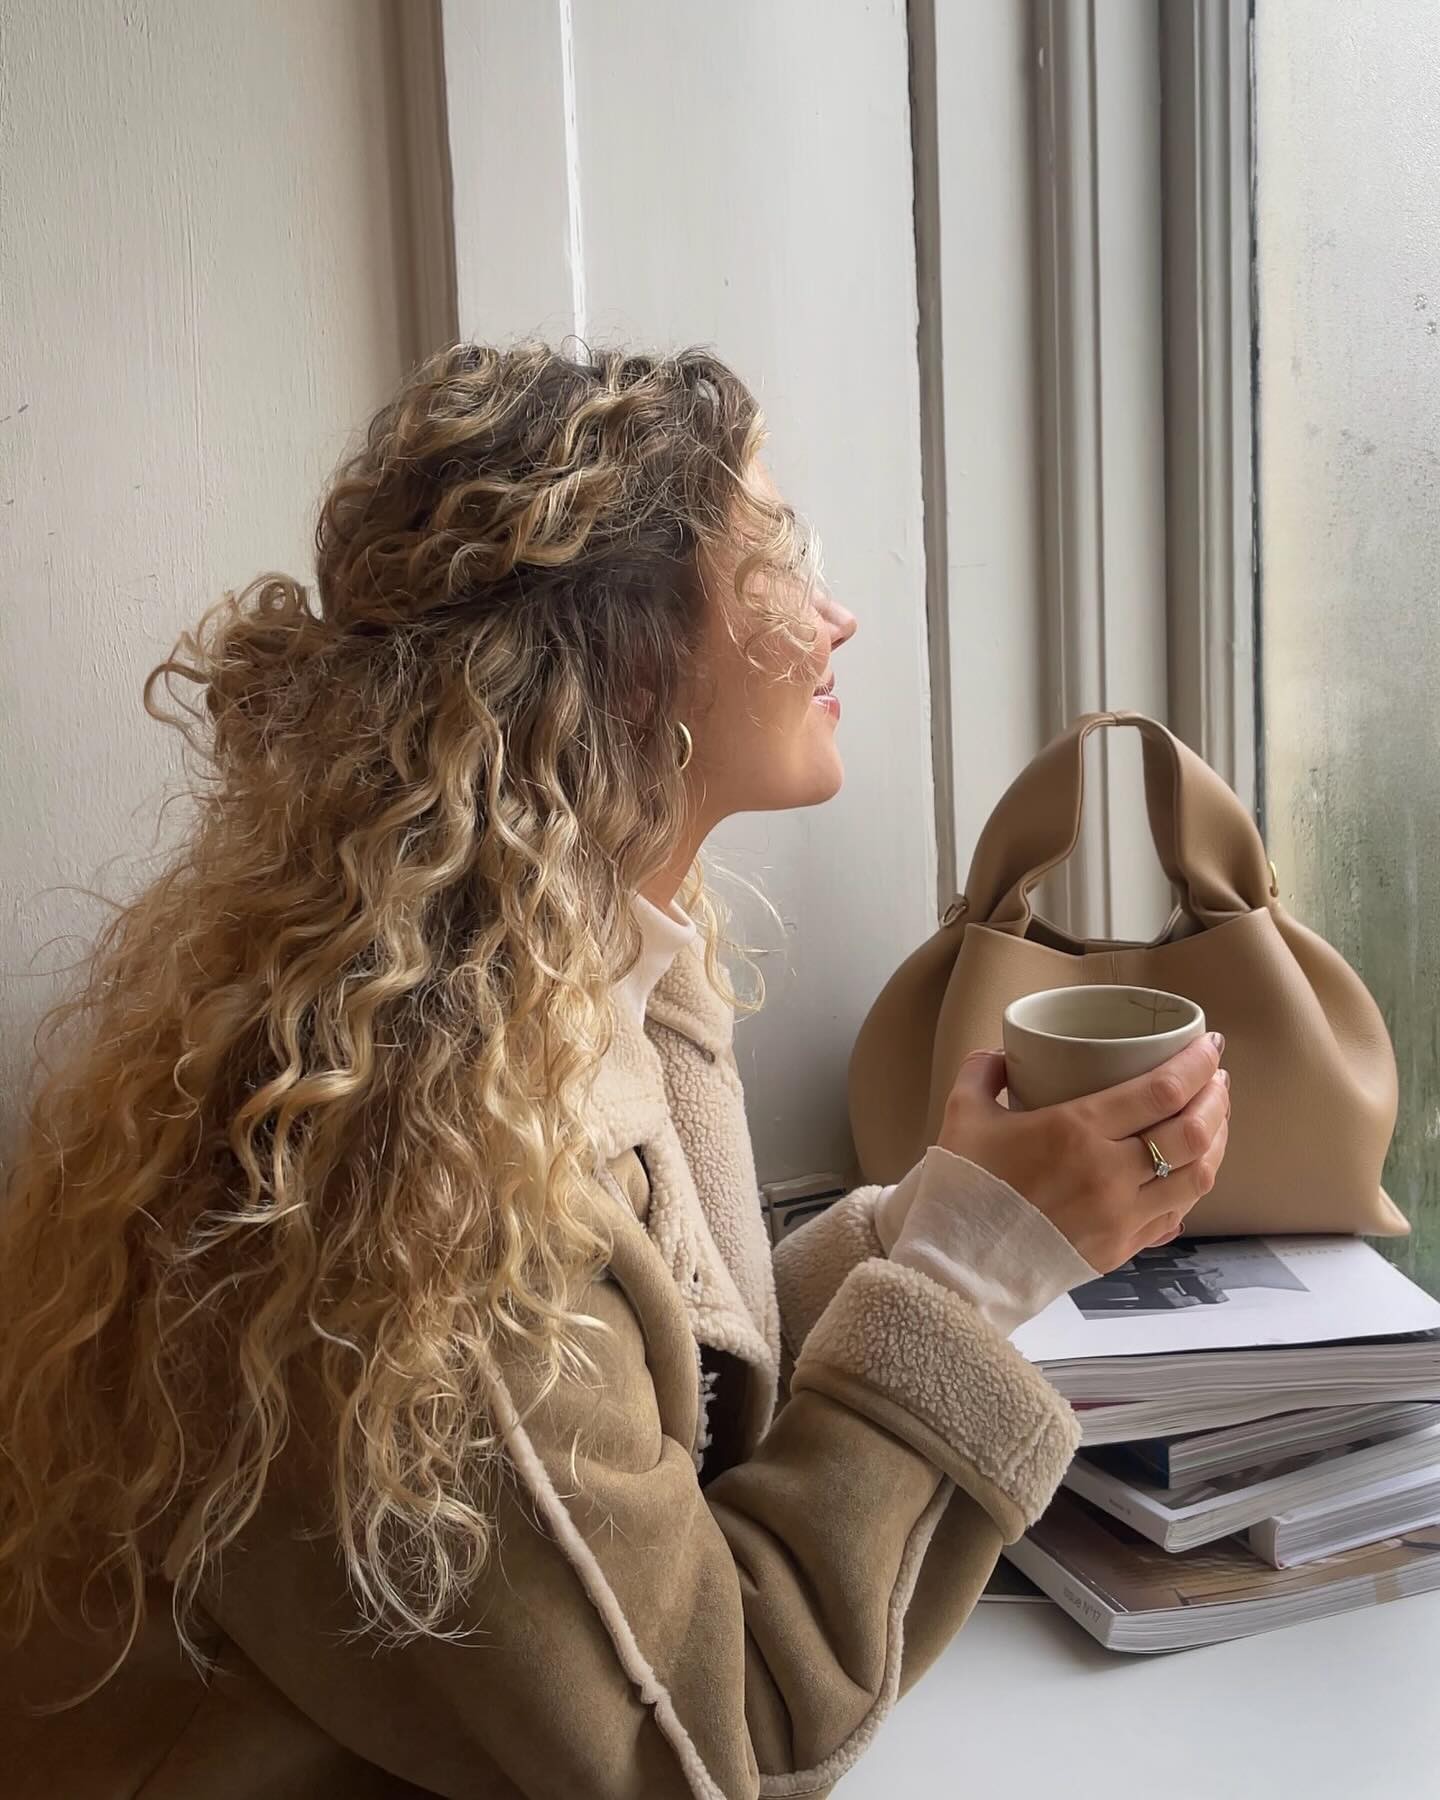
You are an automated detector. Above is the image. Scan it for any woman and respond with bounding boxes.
[0,344,1228,1797]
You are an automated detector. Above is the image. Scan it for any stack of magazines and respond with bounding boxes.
[999,1236,1440,1652]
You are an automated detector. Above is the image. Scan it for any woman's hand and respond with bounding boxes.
[937,1033,1231,1274]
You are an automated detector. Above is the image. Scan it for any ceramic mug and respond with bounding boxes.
[1002,985,1207,1112]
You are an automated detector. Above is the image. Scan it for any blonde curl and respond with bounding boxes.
[0,341,819,1678]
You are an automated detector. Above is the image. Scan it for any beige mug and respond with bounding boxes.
[1002,985,1207,1112]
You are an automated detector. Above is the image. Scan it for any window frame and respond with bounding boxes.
[1160,0,1258,818]
[919,0,1259,937]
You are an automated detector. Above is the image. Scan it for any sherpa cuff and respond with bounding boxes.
[791,1258,1080,1542]
[771,1188,886,1358]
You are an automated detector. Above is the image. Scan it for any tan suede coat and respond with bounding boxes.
[0,940,1079,1798]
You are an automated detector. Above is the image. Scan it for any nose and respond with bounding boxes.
[817,587,858,651]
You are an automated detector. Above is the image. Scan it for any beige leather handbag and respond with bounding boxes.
[849,711,1405,1237]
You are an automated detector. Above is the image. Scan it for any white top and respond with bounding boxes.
[617,894,1090,1337]
[612,892,699,1028]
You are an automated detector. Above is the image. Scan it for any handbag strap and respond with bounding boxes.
[962,711,1275,933]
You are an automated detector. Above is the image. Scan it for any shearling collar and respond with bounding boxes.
[585,935,737,1162]
[587,937,780,1434]
[643,933,736,1060]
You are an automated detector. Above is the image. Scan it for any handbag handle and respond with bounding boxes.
[962,711,1276,933]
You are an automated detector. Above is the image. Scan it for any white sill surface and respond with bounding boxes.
[836,1586,1440,1797]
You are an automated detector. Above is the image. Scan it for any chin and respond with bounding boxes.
[741,734,845,813]
[792,748,845,808]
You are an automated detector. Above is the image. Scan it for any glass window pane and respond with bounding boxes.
[1256,3,1440,1292]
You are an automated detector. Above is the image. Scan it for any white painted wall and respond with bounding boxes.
[0,0,415,1142]
[444,0,935,1184]
[933,0,1046,886]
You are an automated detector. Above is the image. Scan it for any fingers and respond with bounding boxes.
[1127,1072,1230,1185]
[1130,1113,1231,1256]
[1127,1204,1194,1262]
[947,1049,1008,1107]
[1084,1032,1225,1142]
[1108,1112,1232,1266]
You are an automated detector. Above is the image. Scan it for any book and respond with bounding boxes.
[1005,1491,1440,1652]
[1123,1401,1440,1485]
[1250,1461,1440,1568]
[1009,1238,1440,1446]
[978,1560,1048,1604]
[1062,1419,1440,1552]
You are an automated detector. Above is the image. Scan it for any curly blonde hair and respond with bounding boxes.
[0,342,819,1668]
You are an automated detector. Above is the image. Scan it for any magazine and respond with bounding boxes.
[1005,1492,1440,1652]
[1062,1420,1440,1551]
[1071,1375,1440,1448]
[1124,1401,1440,1485]
[1250,1462,1440,1569]
[1008,1237,1440,1445]
[1012,1237,1440,1365]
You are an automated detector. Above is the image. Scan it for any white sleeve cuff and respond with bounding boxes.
[881,1144,1099,1338]
[873,1163,923,1256]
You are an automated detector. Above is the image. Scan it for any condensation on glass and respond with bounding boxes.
[1257,3,1440,1292]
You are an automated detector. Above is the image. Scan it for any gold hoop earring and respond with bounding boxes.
[675,721,694,772]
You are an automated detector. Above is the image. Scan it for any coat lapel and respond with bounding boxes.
[586,940,780,1442]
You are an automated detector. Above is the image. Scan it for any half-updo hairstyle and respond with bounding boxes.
[0,342,820,1668]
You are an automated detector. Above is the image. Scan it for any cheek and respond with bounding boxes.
[787,631,828,713]
[703,618,832,781]
[741,632,818,723]
[781,658,825,737]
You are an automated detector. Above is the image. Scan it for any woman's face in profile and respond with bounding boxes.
[686,464,858,823]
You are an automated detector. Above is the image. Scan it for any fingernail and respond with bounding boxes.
[1210,1032,1226,1056]
[1218,1068,1231,1089]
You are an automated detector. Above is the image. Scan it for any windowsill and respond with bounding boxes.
[836,1586,1440,1795]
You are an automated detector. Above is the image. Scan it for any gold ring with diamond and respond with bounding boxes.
[1143,1136,1173,1181]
